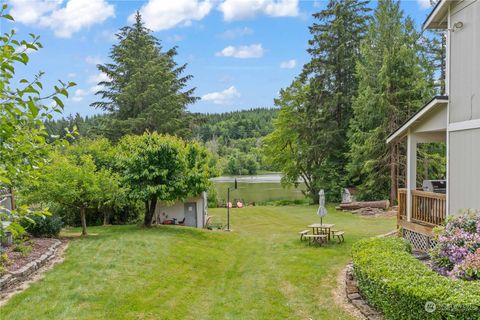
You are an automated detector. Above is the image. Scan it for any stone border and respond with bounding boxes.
[345,263,383,320]
[335,230,397,319]
[0,239,61,291]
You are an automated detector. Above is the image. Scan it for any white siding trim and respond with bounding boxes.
[448,119,480,132]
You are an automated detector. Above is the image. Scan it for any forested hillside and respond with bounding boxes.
[45,108,278,176]
[192,108,278,175]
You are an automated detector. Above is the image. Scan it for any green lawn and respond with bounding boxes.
[1,205,395,320]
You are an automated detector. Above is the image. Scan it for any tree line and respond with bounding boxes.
[265,0,446,203]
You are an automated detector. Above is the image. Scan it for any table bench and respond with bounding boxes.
[332,231,345,243]
[298,230,310,241]
[303,234,327,246]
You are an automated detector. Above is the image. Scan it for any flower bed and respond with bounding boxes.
[352,237,480,320]
[431,210,480,280]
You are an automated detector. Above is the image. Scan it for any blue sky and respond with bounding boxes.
[4,0,434,117]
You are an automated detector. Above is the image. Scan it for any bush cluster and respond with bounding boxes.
[22,214,63,238]
[352,237,480,320]
[431,210,480,280]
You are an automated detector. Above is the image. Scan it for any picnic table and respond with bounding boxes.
[308,223,335,241]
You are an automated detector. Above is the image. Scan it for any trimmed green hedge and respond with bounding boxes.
[352,237,480,320]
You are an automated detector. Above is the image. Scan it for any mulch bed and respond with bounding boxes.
[3,238,59,273]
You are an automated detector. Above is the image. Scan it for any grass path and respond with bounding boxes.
[0,205,395,319]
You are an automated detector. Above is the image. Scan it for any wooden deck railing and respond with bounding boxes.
[398,188,407,221]
[411,190,446,227]
[397,189,446,227]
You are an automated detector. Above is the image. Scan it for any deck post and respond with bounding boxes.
[406,130,417,223]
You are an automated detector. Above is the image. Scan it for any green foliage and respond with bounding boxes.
[265,0,369,202]
[193,108,277,175]
[0,6,75,237]
[352,237,480,319]
[21,214,63,238]
[348,0,436,201]
[12,241,32,256]
[32,152,119,235]
[91,12,197,139]
[264,81,315,199]
[117,132,212,226]
[0,251,9,274]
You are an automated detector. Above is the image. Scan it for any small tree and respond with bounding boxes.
[38,155,101,236]
[117,133,212,227]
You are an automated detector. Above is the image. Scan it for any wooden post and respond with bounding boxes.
[9,187,15,210]
[406,130,417,223]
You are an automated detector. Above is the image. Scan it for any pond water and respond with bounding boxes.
[211,173,306,204]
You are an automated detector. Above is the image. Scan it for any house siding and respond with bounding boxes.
[447,0,480,215]
[449,0,480,123]
[448,129,480,214]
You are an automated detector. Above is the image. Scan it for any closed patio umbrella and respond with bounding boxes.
[317,189,327,225]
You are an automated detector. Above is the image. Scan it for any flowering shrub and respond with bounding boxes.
[431,210,480,280]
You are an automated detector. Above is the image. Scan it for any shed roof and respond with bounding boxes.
[386,96,448,144]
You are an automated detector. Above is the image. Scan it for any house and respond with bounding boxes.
[152,192,208,228]
[387,0,480,250]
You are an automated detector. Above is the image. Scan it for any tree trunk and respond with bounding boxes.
[144,197,157,227]
[80,207,88,236]
[103,207,112,226]
[339,200,390,210]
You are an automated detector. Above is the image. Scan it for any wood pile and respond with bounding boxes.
[336,200,391,216]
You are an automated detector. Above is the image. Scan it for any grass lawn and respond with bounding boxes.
[0,205,395,320]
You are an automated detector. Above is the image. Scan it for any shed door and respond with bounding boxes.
[184,203,197,227]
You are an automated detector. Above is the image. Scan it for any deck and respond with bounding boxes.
[398,188,446,236]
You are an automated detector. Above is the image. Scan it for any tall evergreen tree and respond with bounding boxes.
[266,0,369,202]
[347,0,435,202]
[91,12,198,139]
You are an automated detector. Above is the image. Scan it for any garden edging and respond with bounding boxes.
[0,239,61,291]
[345,263,382,320]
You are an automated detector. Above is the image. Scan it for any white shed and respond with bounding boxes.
[152,192,208,228]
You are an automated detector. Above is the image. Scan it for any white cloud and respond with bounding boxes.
[218,27,253,40]
[280,59,296,69]
[167,34,185,42]
[130,0,212,31]
[202,86,240,105]
[9,0,115,38]
[417,0,433,9]
[88,72,109,84]
[218,0,299,21]
[85,55,103,65]
[72,89,88,102]
[88,72,110,94]
[216,43,264,59]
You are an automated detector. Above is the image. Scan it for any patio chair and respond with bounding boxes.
[178,218,185,225]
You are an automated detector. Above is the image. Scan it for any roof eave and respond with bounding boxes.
[423,0,450,30]
[386,96,449,144]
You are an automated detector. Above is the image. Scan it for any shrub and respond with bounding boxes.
[22,214,63,238]
[430,210,480,280]
[352,237,480,320]
[12,242,32,256]
[0,252,9,274]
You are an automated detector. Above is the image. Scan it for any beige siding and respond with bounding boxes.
[412,104,447,133]
[448,129,480,214]
[449,0,480,123]
[153,195,206,228]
